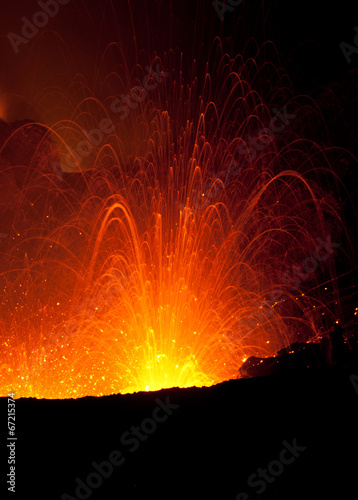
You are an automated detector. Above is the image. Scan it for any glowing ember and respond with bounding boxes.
[0,44,345,399]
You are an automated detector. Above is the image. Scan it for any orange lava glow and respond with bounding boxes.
[0,44,343,399]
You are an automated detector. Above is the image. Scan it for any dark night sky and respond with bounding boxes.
[0,0,357,110]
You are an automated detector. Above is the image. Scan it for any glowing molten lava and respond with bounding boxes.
[0,44,343,399]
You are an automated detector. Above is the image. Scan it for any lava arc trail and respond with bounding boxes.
[0,34,348,399]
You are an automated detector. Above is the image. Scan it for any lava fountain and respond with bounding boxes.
[0,40,344,398]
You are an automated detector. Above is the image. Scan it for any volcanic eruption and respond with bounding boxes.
[0,2,356,400]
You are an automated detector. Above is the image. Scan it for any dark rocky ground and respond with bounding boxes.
[239,324,358,377]
[1,337,358,500]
